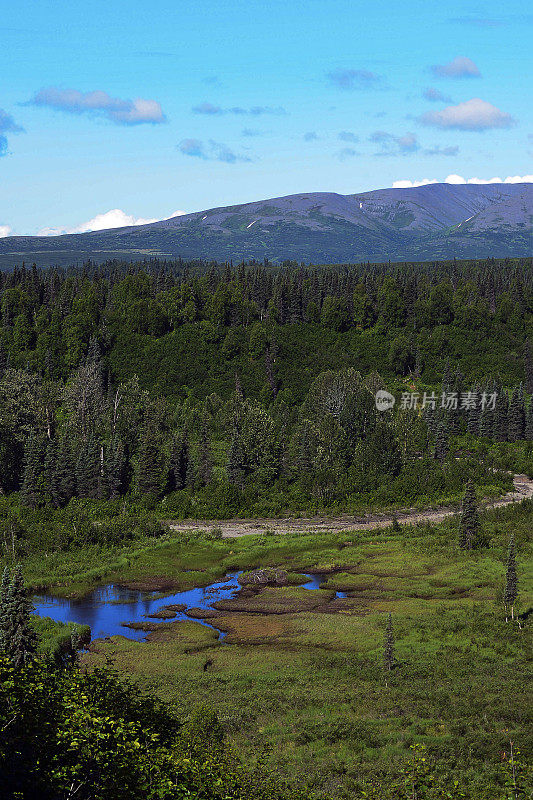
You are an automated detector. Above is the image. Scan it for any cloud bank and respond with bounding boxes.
[420,98,515,131]
[0,225,12,238]
[37,209,185,236]
[431,56,481,78]
[28,87,166,125]
[392,174,533,188]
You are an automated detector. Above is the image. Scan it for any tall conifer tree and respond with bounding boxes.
[508,386,525,442]
[504,535,518,621]
[137,422,164,496]
[0,566,38,667]
[383,613,395,672]
[21,432,46,509]
[459,481,480,550]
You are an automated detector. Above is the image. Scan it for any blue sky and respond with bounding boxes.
[1,0,531,235]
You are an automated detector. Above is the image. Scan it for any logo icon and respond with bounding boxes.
[375,390,395,412]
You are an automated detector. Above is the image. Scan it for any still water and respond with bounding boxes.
[33,572,346,643]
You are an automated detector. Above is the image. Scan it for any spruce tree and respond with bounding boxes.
[227,428,248,489]
[479,405,494,439]
[54,437,77,506]
[137,422,164,496]
[391,514,401,532]
[508,386,525,442]
[44,437,60,507]
[383,612,395,671]
[105,436,127,498]
[434,421,449,462]
[459,481,480,550]
[467,388,481,436]
[168,431,194,491]
[504,535,518,621]
[197,421,213,486]
[524,339,533,395]
[21,431,46,509]
[494,392,509,442]
[0,566,11,652]
[0,565,38,667]
[76,435,102,499]
[526,400,533,441]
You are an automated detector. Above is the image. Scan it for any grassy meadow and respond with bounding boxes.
[78,498,533,799]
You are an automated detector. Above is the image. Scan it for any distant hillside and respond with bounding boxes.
[1,182,531,268]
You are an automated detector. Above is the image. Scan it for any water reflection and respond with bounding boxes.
[33,571,347,643]
[33,573,242,643]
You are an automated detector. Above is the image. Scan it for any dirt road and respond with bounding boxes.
[168,473,533,539]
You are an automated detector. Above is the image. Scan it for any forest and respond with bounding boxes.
[0,255,532,799]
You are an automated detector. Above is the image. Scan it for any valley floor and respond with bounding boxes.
[82,497,533,799]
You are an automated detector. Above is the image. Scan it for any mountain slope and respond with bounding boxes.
[0,183,531,268]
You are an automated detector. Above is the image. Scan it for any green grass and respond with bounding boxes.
[76,499,532,799]
[31,616,90,660]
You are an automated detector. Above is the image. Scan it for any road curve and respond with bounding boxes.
[168,473,533,539]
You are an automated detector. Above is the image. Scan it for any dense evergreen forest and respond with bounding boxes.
[0,256,532,550]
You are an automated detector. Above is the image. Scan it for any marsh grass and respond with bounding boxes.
[79,500,532,798]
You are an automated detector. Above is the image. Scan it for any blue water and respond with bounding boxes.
[302,573,347,598]
[33,572,346,643]
[33,572,242,643]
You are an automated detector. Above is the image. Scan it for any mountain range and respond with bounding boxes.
[1,182,531,268]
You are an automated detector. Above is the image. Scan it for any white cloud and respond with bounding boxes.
[502,174,533,183]
[37,208,186,236]
[29,87,166,126]
[420,98,515,131]
[0,225,12,238]
[392,179,438,188]
[431,56,481,78]
[392,175,533,188]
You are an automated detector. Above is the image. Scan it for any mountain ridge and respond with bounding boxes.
[1,182,531,268]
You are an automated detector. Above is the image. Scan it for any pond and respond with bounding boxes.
[33,572,346,643]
